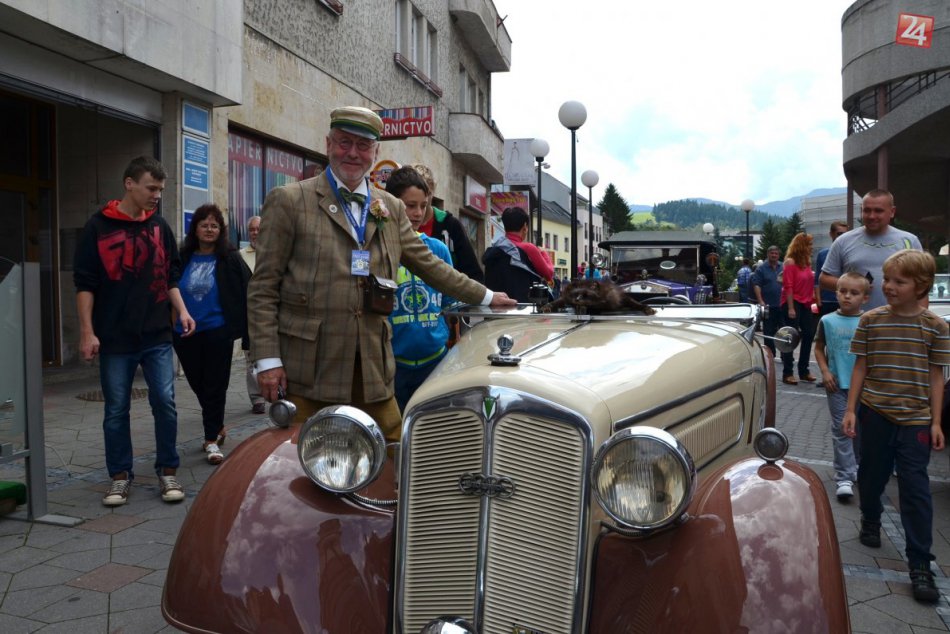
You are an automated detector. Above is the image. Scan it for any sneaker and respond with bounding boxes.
[836,482,854,502]
[204,441,224,465]
[910,565,940,603]
[159,474,185,503]
[859,518,881,548]
[102,477,131,507]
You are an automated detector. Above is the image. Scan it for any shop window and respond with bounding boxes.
[228,130,323,244]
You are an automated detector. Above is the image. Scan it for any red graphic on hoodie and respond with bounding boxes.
[97,224,169,302]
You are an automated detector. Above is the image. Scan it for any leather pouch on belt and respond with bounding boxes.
[364,274,397,315]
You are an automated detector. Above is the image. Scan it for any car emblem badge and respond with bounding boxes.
[482,396,496,419]
[458,473,515,499]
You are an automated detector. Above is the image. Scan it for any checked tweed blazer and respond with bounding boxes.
[247,171,486,403]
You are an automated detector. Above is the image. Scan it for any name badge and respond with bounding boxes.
[351,250,370,276]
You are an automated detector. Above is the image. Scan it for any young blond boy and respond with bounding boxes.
[814,272,869,502]
[843,250,950,602]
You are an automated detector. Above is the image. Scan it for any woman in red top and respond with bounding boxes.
[781,232,817,385]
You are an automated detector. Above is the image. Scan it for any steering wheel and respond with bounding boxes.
[643,295,691,305]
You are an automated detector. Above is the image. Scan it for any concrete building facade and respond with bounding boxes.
[0,0,511,366]
[799,192,864,251]
[842,0,950,251]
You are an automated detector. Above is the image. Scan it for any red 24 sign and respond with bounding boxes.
[896,13,934,48]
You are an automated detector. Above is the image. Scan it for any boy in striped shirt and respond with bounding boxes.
[843,249,950,603]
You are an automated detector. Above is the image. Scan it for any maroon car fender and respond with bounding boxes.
[162,426,395,634]
[588,457,850,633]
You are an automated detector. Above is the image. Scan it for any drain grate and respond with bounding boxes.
[76,387,149,402]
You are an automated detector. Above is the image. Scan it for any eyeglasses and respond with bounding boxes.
[330,135,376,153]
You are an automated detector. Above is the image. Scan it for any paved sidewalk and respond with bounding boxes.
[0,356,948,632]
[0,356,269,633]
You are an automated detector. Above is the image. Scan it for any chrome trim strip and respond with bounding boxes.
[395,387,594,634]
[613,369,753,431]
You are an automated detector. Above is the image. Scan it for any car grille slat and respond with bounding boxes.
[403,410,484,632]
[481,414,586,634]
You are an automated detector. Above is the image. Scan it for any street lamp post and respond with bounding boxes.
[558,100,587,278]
[581,169,599,277]
[529,138,549,247]
[740,199,754,260]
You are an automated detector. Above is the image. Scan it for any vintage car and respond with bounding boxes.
[600,230,720,303]
[162,302,850,634]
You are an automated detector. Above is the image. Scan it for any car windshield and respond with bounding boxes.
[612,246,699,284]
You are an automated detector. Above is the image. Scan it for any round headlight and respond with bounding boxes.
[592,427,696,531]
[297,405,386,493]
[753,427,788,463]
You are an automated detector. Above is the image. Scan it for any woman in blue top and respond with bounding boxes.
[173,204,250,464]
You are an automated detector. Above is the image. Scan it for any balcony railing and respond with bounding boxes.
[846,69,950,136]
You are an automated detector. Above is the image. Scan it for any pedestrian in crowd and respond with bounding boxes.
[752,245,784,357]
[247,106,515,441]
[814,220,849,317]
[780,233,817,385]
[820,189,922,309]
[482,206,555,302]
[384,167,454,411]
[239,215,266,414]
[410,163,484,282]
[173,204,250,465]
[73,156,194,506]
[814,271,870,502]
[843,249,949,603]
[736,258,753,303]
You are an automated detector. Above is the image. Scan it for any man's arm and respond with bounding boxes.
[819,272,840,293]
[167,288,195,336]
[76,291,99,361]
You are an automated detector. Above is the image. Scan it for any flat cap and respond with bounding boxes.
[330,106,383,140]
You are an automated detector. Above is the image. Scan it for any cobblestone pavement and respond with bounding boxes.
[0,355,948,632]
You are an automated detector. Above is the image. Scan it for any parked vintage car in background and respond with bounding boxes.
[162,300,850,633]
[600,230,721,304]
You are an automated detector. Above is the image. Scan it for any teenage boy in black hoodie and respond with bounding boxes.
[74,156,195,507]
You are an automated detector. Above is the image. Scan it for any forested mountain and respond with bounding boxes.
[651,199,772,232]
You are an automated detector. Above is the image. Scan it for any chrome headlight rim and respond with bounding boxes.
[296,405,386,494]
[592,426,697,531]
[753,427,789,463]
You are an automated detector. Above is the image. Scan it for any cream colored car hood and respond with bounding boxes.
[411,314,758,424]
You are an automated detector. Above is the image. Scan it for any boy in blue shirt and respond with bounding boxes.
[385,167,454,411]
[814,271,869,503]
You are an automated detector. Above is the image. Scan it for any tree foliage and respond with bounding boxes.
[782,212,805,246]
[598,183,634,236]
[755,218,784,261]
[652,199,771,232]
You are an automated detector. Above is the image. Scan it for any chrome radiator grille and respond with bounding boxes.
[402,410,484,632]
[399,397,590,634]
[482,414,586,634]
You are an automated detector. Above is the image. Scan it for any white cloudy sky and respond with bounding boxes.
[490,0,856,207]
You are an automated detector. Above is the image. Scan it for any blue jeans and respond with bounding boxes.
[100,342,180,479]
[826,388,858,485]
[762,305,782,357]
[857,404,934,568]
[780,300,815,379]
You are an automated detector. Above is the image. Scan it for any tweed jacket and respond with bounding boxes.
[247,171,486,403]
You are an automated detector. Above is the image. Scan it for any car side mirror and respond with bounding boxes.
[763,326,801,354]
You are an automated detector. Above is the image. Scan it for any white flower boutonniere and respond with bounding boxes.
[369,199,389,226]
